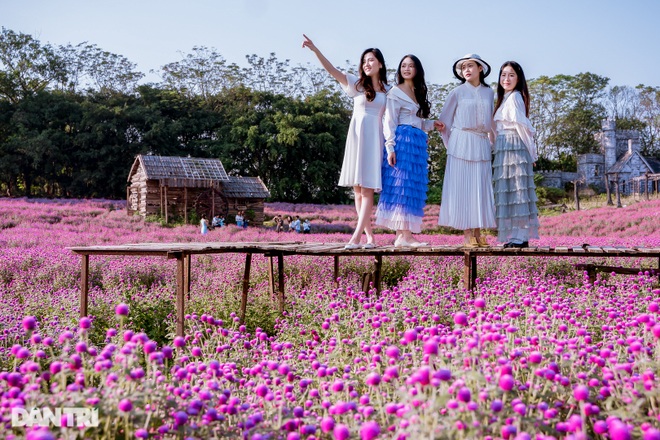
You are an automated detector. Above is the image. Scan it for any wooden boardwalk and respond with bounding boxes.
[68,241,660,336]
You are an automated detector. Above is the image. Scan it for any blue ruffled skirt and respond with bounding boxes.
[375,125,428,233]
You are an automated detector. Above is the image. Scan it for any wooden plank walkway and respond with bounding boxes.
[68,242,660,336]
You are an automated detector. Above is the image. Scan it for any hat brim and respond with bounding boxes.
[453,57,491,81]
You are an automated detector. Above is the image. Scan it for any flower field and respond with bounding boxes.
[1,197,660,439]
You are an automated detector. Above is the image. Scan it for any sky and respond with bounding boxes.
[2,0,660,88]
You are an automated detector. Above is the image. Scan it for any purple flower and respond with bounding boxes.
[320,416,335,433]
[115,303,129,316]
[573,384,590,401]
[22,316,37,331]
[365,372,381,387]
[499,374,515,391]
[333,423,350,440]
[360,421,380,440]
[118,399,133,412]
[79,317,91,329]
[454,312,468,326]
[609,421,631,440]
[26,429,55,440]
[457,387,471,403]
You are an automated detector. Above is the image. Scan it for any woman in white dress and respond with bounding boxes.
[437,54,496,247]
[302,35,389,249]
[493,61,539,248]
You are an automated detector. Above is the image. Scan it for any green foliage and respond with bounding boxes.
[536,186,568,205]
[381,258,412,288]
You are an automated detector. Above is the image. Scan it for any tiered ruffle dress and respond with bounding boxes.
[375,86,435,233]
[437,83,497,230]
[338,73,390,191]
[493,91,540,243]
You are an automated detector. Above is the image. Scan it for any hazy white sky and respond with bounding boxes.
[3,0,659,87]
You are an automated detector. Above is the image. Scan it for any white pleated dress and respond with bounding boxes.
[338,73,390,192]
[437,82,496,230]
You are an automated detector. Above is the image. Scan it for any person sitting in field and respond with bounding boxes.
[235,211,244,228]
[212,215,221,228]
[290,216,301,233]
[274,215,283,233]
[302,219,311,233]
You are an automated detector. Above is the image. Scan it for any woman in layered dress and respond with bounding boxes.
[375,54,441,247]
[492,61,539,248]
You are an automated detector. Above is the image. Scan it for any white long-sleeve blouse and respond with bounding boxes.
[437,82,495,162]
[493,91,537,161]
[383,86,435,154]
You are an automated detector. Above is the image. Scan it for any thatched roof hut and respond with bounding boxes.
[127,155,270,225]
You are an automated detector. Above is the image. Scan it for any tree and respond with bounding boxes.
[0,27,65,103]
[158,46,242,101]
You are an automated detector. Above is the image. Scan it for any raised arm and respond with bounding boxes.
[302,34,348,87]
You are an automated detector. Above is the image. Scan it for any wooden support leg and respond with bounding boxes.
[185,254,191,301]
[175,253,185,337]
[463,253,475,291]
[240,253,252,326]
[80,254,89,317]
[471,254,477,290]
[277,254,285,314]
[268,255,275,298]
[374,255,382,295]
[334,256,339,288]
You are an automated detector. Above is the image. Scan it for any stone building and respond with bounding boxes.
[539,119,660,195]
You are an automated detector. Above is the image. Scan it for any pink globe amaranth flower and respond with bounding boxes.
[454,312,468,326]
[26,429,56,440]
[333,423,350,440]
[528,351,542,364]
[574,384,589,401]
[435,368,452,382]
[403,329,417,343]
[644,428,660,440]
[593,420,608,434]
[609,421,631,440]
[474,298,486,308]
[457,387,471,403]
[652,324,660,339]
[360,421,380,440]
[115,303,129,316]
[173,336,185,348]
[385,346,400,359]
[173,411,188,426]
[79,317,91,330]
[118,399,133,412]
[423,339,438,355]
[320,416,335,433]
[365,373,381,387]
[135,428,148,439]
[22,316,37,331]
[499,374,515,391]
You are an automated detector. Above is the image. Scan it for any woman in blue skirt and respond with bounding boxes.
[493,61,539,248]
[375,55,441,247]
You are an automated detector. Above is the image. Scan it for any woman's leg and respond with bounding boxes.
[348,187,375,245]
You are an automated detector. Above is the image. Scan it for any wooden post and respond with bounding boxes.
[471,254,477,291]
[164,186,169,223]
[334,256,339,288]
[615,175,622,208]
[374,255,382,295]
[212,188,216,218]
[185,254,191,301]
[463,253,472,291]
[267,255,275,298]
[175,253,185,337]
[605,177,613,206]
[646,174,650,201]
[184,187,188,224]
[80,254,89,317]
[573,180,580,211]
[160,184,163,217]
[126,187,130,215]
[277,254,285,314]
[239,253,252,325]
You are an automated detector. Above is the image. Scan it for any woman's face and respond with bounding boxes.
[400,57,417,81]
[362,52,382,78]
[461,60,483,84]
[500,65,518,92]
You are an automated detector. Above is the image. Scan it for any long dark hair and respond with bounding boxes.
[396,54,430,118]
[494,61,530,116]
[356,48,387,102]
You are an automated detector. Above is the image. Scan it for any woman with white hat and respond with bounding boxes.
[437,54,497,247]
